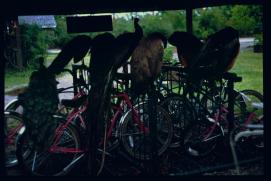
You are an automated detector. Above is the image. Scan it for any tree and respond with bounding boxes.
[193,5,262,38]
[228,5,262,36]
[112,17,133,36]
[194,7,229,38]
[53,16,75,48]
[20,24,48,68]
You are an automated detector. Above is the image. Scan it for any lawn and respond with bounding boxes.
[5,50,263,94]
[5,53,58,89]
[230,50,263,94]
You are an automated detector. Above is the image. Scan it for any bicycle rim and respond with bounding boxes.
[120,103,173,160]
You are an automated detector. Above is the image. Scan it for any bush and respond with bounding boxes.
[253,33,263,53]
[20,24,49,69]
[254,33,263,45]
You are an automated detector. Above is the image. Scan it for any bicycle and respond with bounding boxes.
[158,69,242,157]
[183,88,263,157]
[158,65,225,150]
[15,87,173,175]
[113,74,173,159]
[3,64,88,168]
[15,88,88,176]
[230,89,264,152]
[3,83,80,168]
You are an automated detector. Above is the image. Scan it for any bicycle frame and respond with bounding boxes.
[49,91,88,154]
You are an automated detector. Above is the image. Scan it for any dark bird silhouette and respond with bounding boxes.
[47,35,92,75]
[113,17,143,69]
[190,27,240,73]
[168,31,203,68]
[89,18,143,82]
[89,32,116,83]
[130,32,167,95]
[18,58,59,151]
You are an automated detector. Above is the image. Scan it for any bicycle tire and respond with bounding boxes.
[120,103,173,160]
[5,99,24,114]
[183,117,224,157]
[201,89,247,130]
[4,111,24,167]
[16,116,82,176]
[237,89,263,120]
[234,89,264,149]
[159,94,196,148]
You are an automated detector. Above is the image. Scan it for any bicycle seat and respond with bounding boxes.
[61,94,87,108]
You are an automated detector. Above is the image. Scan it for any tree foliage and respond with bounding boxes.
[20,24,49,68]
[228,5,262,36]
[193,5,262,38]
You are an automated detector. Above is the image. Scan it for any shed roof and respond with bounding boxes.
[18,15,56,28]
[1,0,262,15]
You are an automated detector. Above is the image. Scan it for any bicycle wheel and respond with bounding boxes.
[237,89,263,122]
[201,89,247,130]
[234,90,264,149]
[4,111,24,167]
[16,116,82,176]
[5,99,23,114]
[183,118,224,157]
[159,94,196,148]
[120,103,173,160]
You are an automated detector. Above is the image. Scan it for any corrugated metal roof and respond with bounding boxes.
[18,15,56,28]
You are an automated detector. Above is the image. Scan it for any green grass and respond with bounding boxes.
[5,53,58,89]
[5,69,33,89]
[230,50,263,94]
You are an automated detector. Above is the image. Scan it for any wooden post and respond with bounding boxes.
[0,16,7,176]
[263,2,269,172]
[15,18,24,69]
[186,8,193,34]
